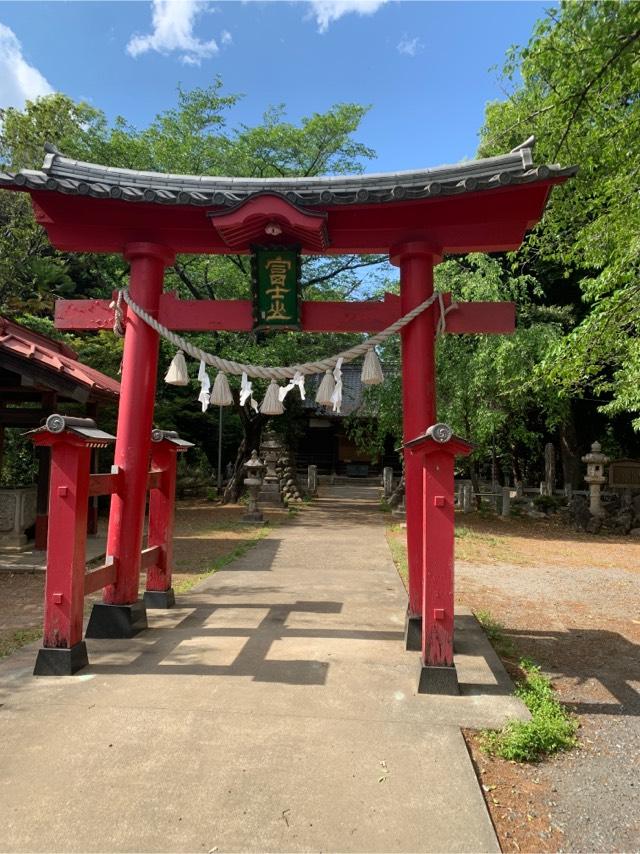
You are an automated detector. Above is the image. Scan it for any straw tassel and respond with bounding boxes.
[315,369,335,406]
[361,347,384,385]
[210,372,234,406]
[165,350,189,386]
[260,380,285,415]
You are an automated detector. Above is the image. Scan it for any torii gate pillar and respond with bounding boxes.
[86,242,175,639]
[391,242,442,649]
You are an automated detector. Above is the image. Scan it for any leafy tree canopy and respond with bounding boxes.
[479,1,640,426]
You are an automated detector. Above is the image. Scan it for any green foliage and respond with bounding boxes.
[532,494,565,514]
[0,84,383,483]
[474,609,517,660]
[482,659,578,762]
[475,611,578,761]
[480,1,640,426]
[350,254,568,478]
[0,430,37,488]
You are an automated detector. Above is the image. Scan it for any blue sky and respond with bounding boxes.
[0,1,550,171]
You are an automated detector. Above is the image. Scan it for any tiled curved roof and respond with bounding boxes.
[0,138,577,208]
[0,315,119,401]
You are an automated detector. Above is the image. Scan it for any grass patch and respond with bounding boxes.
[0,627,41,659]
[386,527,408,585]
[475,609,517,659]
[475,611,578,762]
[174,527,270,594]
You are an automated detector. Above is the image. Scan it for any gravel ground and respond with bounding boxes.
[457,543,640,853]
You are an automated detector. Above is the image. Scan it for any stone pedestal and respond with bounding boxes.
[0,487,37,553]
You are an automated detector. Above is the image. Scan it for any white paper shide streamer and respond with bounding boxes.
[279,371,306,403]
[240,372,259,412]
[197,361,211,412]
[330,357,344,413]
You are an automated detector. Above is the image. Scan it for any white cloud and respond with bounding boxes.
[308,1,388,33]
[0,23,54,110]
[127,0,225,65]
[397,35,423,57]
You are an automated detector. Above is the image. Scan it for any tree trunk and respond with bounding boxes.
[559,407,582,489]
[222,402,263,504]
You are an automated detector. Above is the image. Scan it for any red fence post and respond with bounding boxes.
[143,431,191,607]
[405,425,472,695]
[29,416,115,675]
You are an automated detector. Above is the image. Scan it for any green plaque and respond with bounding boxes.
[252,247,300,331]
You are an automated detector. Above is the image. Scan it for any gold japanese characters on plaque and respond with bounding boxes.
[252,247,301,331]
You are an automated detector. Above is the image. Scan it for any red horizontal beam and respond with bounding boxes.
[56,292,515,335]
[88,472,120,497]
[84,558,116,595]
[140,545,162,570]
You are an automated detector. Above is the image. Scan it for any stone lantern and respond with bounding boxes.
[242,451,266,524]
[258,431,285,506]
[582,441,609,517]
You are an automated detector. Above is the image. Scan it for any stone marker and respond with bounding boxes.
[544,442,556,496]
[462,482,473,513]
[383,467,394,498]
[501,486,511,518]
[307,464,318,497]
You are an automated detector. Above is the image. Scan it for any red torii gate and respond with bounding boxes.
[1,141,575,690]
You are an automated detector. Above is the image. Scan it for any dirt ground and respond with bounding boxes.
[389,513,640,853]
[0,499,288,657]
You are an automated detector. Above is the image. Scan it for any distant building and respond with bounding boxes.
[296,364,400,477]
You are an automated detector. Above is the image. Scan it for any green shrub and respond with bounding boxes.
[532,494,565,514]
[482,658,578,761]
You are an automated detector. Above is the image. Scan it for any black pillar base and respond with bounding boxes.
[143,588,176,609]
[33,642,89,676]
[417,663,460,696]
[85,600,148,639]
[404,613,422,651]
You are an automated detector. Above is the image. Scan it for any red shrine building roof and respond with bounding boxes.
[0,315,120,404]
[0,138,576,257]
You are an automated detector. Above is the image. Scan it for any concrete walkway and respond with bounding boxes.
[0,485,526,853]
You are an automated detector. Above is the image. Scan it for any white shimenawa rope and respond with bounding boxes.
[120,289,457,380]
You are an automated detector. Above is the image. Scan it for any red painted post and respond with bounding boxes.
[422,448,456,668]
[390,242,441,649]
[31,432,91,674]
[406,428,472,694]
[144,440,179,608]
[87,242,175,639]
